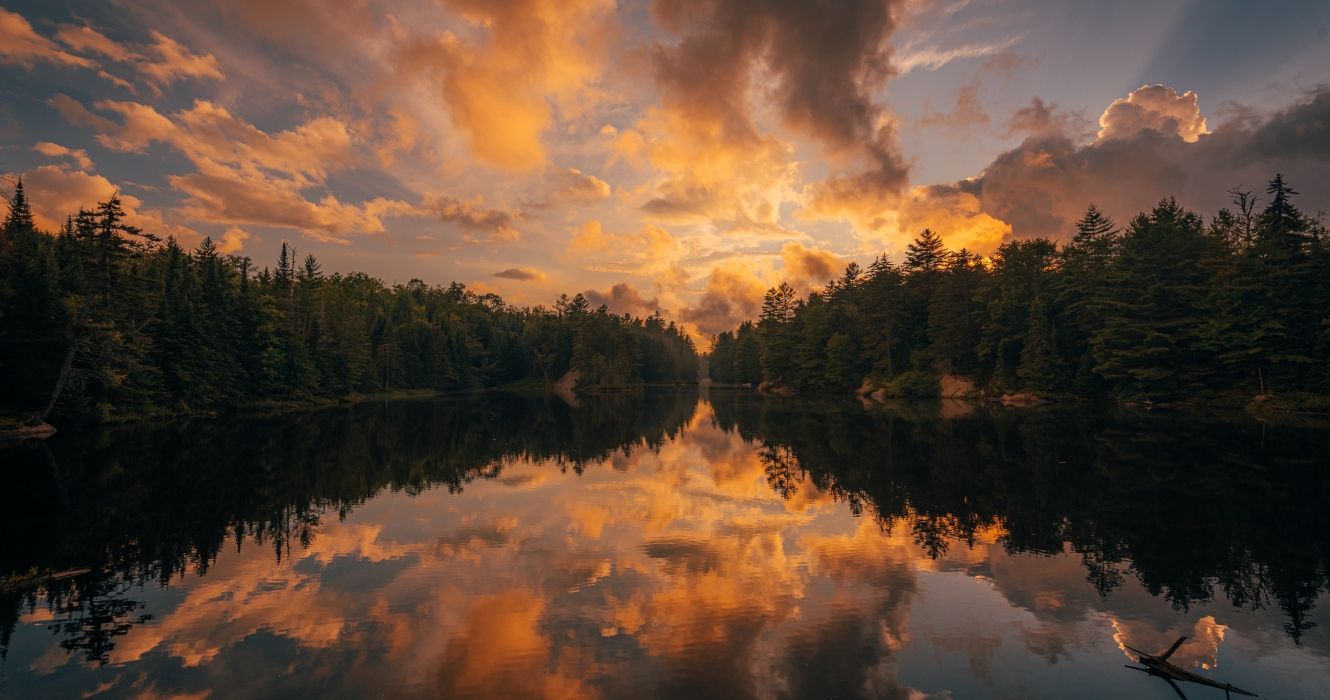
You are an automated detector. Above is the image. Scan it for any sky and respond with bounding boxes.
[2,0,1329,340]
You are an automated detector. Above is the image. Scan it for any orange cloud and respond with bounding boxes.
[552,167,612,202]
[779,242,842,287]
[217,227,252,254]
[137,31,225,86]
[0,8,93,69]
[400,0,615,169]
[570,219,611,253]
[66,97,421,241]
[54,23,135,62]
[33,141,94,171]
[21,163,200,244]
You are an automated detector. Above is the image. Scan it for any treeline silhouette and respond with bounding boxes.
[709,175,1330,401]
[0,183,698,423]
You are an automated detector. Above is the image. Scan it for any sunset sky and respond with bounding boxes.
[3,0,1329,339]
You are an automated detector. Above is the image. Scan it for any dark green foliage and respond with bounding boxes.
[0,192,697,421]
[880,370,939,398]
[708,176,1329,399]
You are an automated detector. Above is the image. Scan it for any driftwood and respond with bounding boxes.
[0,568,91,593]
[1123,636,1257,698]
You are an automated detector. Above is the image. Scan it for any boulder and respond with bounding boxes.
[939,374,976,398]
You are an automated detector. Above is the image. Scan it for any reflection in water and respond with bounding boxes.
[1,390,1328,698]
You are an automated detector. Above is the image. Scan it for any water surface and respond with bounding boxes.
[2,390,1329,698]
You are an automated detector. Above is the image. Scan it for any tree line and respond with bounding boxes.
[0,182,699,423]
[709,175,1330,401]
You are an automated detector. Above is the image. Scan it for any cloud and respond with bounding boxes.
[397,0,614,169]
[217,227,252,254]
[894,35,1021,74]
[948,86,1330,240]
[551,167,611,202]
[493,266,545,280]
[582,282,660,316]
[1005,97,1076,138]
[54,23,135,62]
[136,30,225,86]
[917,79,991,134]
[569,219,611,253]
[0,8,93,69]
[3,10,221,88]
[633,0,910,233]
[66,97,417,241]
[33,141,95,171]
[430,196,521,244]
[677,262,768,338]
[94,99,352,182]
[779,242,842,287]
[1097,84,1208,143]
[47,93,115,131]
[21,163,200,244]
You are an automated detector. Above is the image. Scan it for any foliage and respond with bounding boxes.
[0,187,698,421]
[706,175,1330,400]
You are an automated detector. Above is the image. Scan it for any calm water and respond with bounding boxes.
[2,390,1329,699]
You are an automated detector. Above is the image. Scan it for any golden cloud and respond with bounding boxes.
[20,163,200,244]
[401,0,615,169]
[0,8,93,69]
[1098,84,1208,143]
[217,227,252,254]
[33,141,94,171]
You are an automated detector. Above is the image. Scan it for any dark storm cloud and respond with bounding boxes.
[493,267,544,281]
[651,0,910,189]
[582,282,661,316]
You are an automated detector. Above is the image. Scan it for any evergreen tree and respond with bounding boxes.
[1091,199,1217,399]
[904,228,946,274]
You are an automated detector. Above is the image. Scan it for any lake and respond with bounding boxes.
[2,390,1329,699]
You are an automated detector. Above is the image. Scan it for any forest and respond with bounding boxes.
[0,182,699,424]
[708,175,1330,403]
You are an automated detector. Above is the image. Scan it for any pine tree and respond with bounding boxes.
[1017,294,1064,392]
[1057,205,1119,392]
[758,283,799,385]
[0,178,35,237]
[1091,199,1217,399]
[904,228,946,274]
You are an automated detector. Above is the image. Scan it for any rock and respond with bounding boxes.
[938,374,976,398]
[1000,392,1052,406]
[758,381,796,397]
[553,369,581,407]
[0,421,58,440]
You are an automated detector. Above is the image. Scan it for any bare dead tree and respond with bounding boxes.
[1228,186,1260,246]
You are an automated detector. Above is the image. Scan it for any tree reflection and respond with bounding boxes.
[710,391,1330,644]
[1,389,1327,667]
[0,391,697,661]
